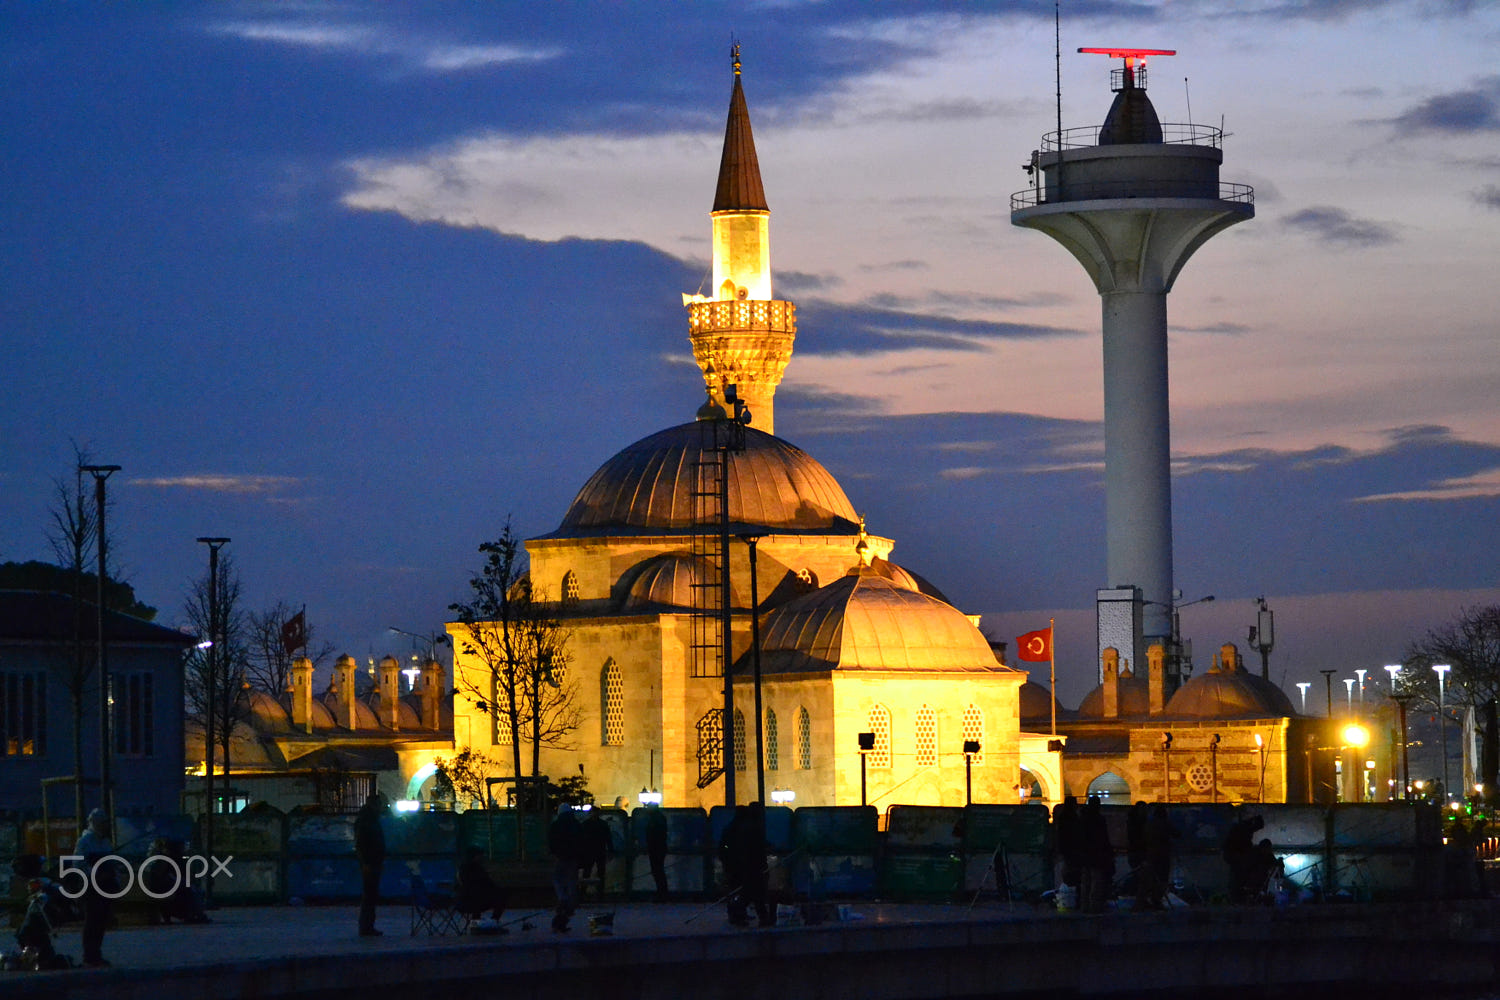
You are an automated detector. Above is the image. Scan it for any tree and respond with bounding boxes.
[1402,605,1500,800]
[246,601,334,698]
[183,553,252,805]
[432,748,502,808]
[449,523,581,788]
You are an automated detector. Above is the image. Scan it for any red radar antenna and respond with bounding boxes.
[1078,47,1174,90]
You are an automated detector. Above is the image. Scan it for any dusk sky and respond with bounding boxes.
[3,1,1497,710]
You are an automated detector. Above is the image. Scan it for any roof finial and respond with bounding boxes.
[732,41,741,77]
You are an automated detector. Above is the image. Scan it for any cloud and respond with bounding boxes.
[209,17,561,73]
[128,474,303,496]
[1174,321,1253,335]
[1354,467,1500,502]
[1474,185,1500,210]
[939,466,993,480]
[1281,206,1398,247]
[1390,77,1500,135]
[793,299,1082,356]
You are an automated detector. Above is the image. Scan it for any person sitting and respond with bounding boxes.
[455,848,508,928]
[144,838,211,925]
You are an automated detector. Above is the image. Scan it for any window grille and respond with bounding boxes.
[601,659,623,746]
[765,709,779,771]
[562,571,580,608]
[869,705,891,769]
[962,704,984,766]
[915,705,937,768]
[733,709,747,772]
[797,706,811,770]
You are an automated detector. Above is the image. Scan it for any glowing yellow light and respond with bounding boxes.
[1341,723,1370,748]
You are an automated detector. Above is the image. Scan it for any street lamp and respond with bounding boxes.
[195,536,230,908]
[963,739,981,806]
[1160,732,1173,803]
[1342,723,1371,802]
[1434,663,1452,801]
[1296,682,1310,715]
[1355,668,1367,707]
[1254,733,1267,803]
[1163,593,1214,685]
[1384,664,1401,690]
[1391,693,1413,800]
[82,464,120,822]
[1320,669,1336,719]
[740,535,767,808]
[1344,678,1355,714]
[858,732,875,807]
[1209,733,1221,803]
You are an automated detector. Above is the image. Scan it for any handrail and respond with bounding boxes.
[1010,181,1255,212]
[1040,122,1223,151]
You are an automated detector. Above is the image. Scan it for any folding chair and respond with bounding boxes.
[409,875,468,937]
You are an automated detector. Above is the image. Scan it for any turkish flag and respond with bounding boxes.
[281,610,307,655]
[1017,628,1053,662]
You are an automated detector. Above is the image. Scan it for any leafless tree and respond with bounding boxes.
[183,554,252,798]
[246,601,334,698]
[449,522,581,790]
[47,444,98,832]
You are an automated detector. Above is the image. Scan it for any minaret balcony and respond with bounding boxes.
[688,299,796,335]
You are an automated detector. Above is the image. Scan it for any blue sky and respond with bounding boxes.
[3,1,1498,709]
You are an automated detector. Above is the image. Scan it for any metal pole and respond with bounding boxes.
[965,752,973,806]
[82,465,119,823]
[860,752,868,807]
[719,423,736,808]
[1435,665,1451,801]
[1395,696,1412,800]
[1320,670,1336,719]
[743,536,766,807]
[1210,735,1220,803]
[197,536,229,907]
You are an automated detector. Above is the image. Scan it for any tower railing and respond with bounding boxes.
[1040,122,1225,151]
[1011,180,1255,212]
[687,299,796,335]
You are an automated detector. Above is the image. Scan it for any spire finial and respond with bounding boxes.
[732,42,741,77]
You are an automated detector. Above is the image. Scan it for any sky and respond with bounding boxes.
[3,1,1498,712]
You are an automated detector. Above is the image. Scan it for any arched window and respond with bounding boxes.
[797,706,812,770]
[733,709,747,772]
[600,659,623,746]
[962,704,984,766]
[765,709,779,771]
[868,705,891,769]
[914,705,937,768]
[493,677,512,745]
[562,571,580,608]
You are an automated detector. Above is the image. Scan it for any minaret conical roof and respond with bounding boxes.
[713,50,768,212]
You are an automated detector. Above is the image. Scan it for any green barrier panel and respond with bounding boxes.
[961,805,1050,854]
[879,852,962,899]
[792,806,878,854]
[886,806,963,850]
[384,809,460,855]
[212,809,286,855]
[458,809,548,860]
[287,813,355,854]
[626,808,707,899]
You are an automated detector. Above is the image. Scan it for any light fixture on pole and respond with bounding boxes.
[1160,732,1173,803]
[1320,669,1336,719]
[1434,663,1452,800]
[1343,678,1355,713]
[1391,692,1413,800]
[963,740,981,806]
[1296,682,1310,715]
[770,788,795,805]
[81,464,121,824]
[740,535,767,808]
[1341,723,1370,802]
[195,535,230,908]
[857,732,875,807]
[1355,668,1367,706]
[1384,664,1401,690]
[1254,733,1267,803]
[1209,733,1221,803]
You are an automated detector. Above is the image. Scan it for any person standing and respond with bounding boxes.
[644,806,670,901]
[548,803,583,932]
[1078,795,1115,913]
[579,809,611,898]
[74,809,114,967]
[354,791,387,936]
[720,802,772,927]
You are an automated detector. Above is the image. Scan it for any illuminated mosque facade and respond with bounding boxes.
[449,52,1064,812]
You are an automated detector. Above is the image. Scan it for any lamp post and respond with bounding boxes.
[1344,678,1355,714]
[1296,682,1310,715]
[195,536,230,908]
[81,464,120,821]
[857,732,875,807]
[1209,733,1221,803]
[1342,723,1370,803]
[1391,693,1413,800]
[1254,733,1267,803]
[740,535,767,808]
[1320,669,1336,719]
[1355,668,1367,707]
[1434,663,1452,801]
[1384,664,1401,691]
[963,740,981,806]
[1160,732,1173,803]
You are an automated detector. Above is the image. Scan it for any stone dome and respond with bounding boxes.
[321,689,381,730]
[619,553,716,611]
[1166,660,1295,719]
[555,422,859,535]
[1019,680,1069,723]
[1077,673,1152,718]
[751,572,1011,674]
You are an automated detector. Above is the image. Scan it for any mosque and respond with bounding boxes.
[447,51,1064,813]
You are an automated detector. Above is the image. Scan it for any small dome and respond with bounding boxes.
[1018,680,1070,723]
[321,688,380,729]
[752,573,1012,674]
[862,558,949,602]
[1077,674,1152,718]
[619,553,718,611]
[1166,661,1295,719]
[247,690,292,733]
[554,423,859,535]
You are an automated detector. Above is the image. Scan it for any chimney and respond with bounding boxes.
[334,654,358,730]
[1220,643,1239,673]
[378,655,401,730]
[1101,647,1120,719]
[419,658,445,730]
[1147,642,1166,715]
[289,656,314,734]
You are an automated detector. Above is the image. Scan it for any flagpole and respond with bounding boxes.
[1049,617,1057,736]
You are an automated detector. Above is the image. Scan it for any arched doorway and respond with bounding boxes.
[1086,770,1130,802]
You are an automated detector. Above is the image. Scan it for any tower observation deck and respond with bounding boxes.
[1011,49,1253,683]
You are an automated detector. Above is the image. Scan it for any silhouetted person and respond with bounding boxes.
[354,791,387,936]
[548,804,583,932]
[720,802,772,927]
[1126,801,1150,907]
[1223,814,1264,903]
[145,837,209,924]
[644,806,670,900]
[74,809,114,966]
[1078,795,1114,913]
[1053,796,1082,908]
[456,847,508,925]
[579,810,611,897]
[1143,805,1175,909]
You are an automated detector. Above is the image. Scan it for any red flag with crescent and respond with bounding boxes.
[1017,627,1053,662]
[280,610,307,655]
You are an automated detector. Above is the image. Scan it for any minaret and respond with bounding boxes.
[1011,49,1253,682]
[685,45,796,435]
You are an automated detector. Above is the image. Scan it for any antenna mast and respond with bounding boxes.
[1055,0,1064,196]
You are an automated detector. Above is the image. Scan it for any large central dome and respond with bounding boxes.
[555,422,859,535]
